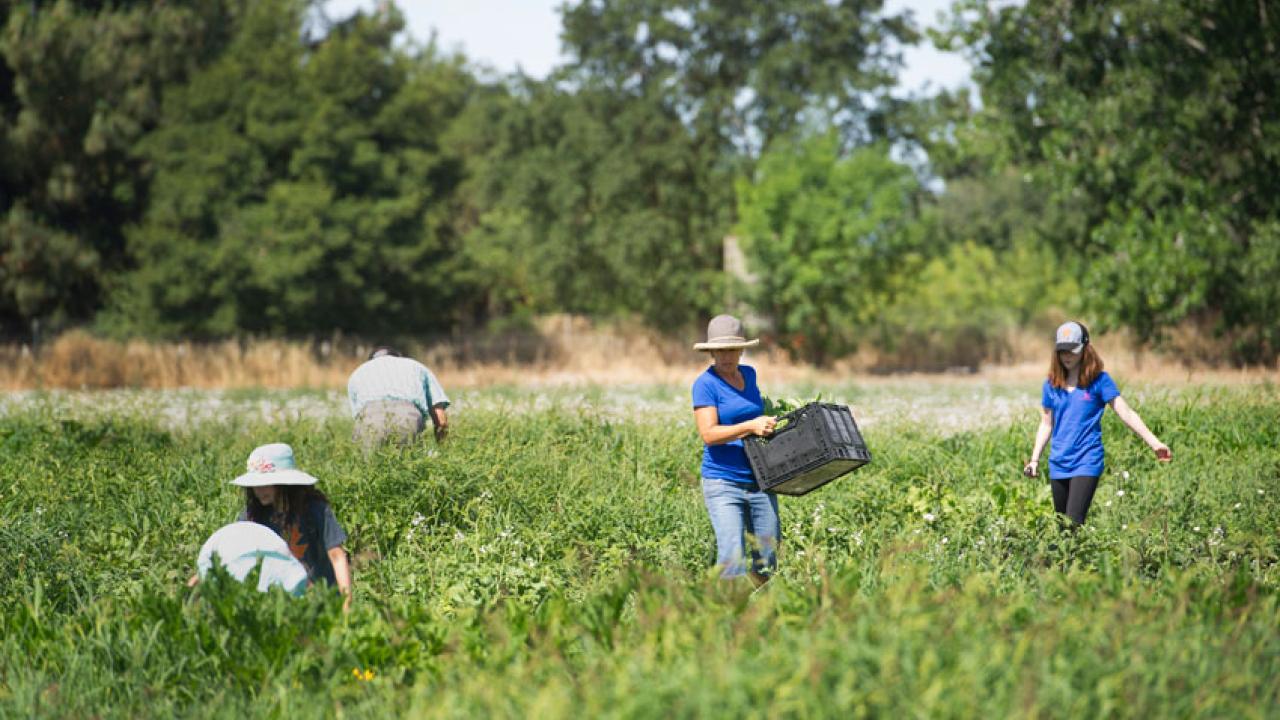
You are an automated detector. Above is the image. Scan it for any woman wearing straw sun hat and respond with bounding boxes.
[691,314,780,585]
[189,443,353,609]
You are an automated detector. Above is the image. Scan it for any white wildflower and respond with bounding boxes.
[453,531,465,542]
[941,537,949,545]
[923,512,936,522]
[1116,490,1125,497]
[1122,471,1130,480]
[1104,501,1112,507]
[1121,524,1128,530]
[1193,526,1200,532]
[1234,503,1243,509]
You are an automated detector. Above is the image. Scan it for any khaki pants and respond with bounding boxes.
[354,400,424,452]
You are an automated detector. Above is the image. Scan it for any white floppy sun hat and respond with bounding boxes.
[231,443,319,487]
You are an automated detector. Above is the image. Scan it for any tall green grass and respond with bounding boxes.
[1,384,1277,717]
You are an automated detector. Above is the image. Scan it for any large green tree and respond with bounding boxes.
[106,0,475,338]
[560,0,918,156]
[0,0,238,337]
[450,79,726,330]
[942,0,1280,361]
[736,132,924,365]
[529,0,921,335]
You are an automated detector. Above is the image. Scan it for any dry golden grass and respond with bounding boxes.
[0,331,348,390]
[1,319,1274,391]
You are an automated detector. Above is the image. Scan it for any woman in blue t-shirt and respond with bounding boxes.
[1023,321,1172,525]
[691,315,779,585]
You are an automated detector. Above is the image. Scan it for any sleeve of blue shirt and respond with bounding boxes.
[692,372,717,409]
[1095,372,1120,404]
[1041,380,1053,409]
[423,366,450,408]
[319,503,348,550]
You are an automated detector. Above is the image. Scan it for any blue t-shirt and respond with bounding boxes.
[692,365,763,484]
[1041,371,1121,480]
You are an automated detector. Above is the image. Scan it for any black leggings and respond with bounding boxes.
[1050,476,1100,526]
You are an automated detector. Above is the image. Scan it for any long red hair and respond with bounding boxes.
[1048,344,1104,389]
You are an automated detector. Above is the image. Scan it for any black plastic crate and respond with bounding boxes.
[744,402,871,496]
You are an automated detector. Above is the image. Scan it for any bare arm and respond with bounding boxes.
[187,573,200,587]
[1109,396,1172,461]
[694,406,775,445]
[430,405,448,443]
[1024,407,1054,476]
[328,546,352,611]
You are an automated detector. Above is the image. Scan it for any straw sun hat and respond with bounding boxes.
[231,443,319,487]
[693,314,760,351]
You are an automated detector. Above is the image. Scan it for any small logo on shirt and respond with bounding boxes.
[1082,391,1091,401]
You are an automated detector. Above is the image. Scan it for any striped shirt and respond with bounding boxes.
[347,356,451,418]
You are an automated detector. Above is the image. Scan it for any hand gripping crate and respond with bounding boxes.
[744,402,871,496]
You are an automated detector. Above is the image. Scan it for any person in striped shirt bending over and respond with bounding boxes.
[347,347,450,451]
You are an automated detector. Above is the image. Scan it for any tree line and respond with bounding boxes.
[1,0,1276,365]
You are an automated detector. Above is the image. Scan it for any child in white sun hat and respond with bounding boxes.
[190,443,353,609]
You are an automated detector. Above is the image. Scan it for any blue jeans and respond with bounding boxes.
[702,477,780,579]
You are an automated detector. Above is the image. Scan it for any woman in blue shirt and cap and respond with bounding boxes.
[1023,321,1172,526]
[691,314,779,585]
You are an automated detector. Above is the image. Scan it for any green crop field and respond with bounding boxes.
[2,381,1279,718]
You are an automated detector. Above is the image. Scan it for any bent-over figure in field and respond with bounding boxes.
[347,346,450,451]
[193,521,310,595]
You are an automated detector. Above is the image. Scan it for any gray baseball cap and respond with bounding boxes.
[1055,321,1089,353]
